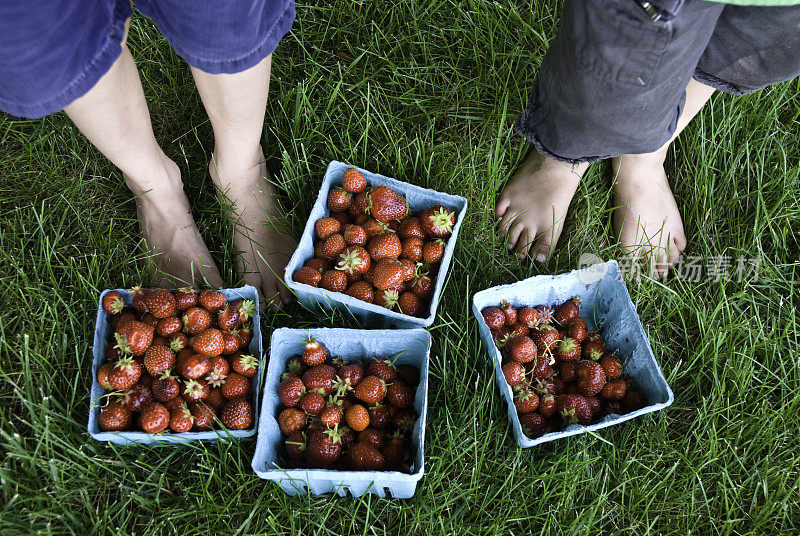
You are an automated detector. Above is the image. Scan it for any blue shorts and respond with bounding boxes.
[0,0,295,119]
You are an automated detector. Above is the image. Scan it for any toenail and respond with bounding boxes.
[535,253,546,263]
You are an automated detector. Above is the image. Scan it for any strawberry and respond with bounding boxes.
[130,286,149,313]
[530,324,560,353]
[140,402,170,433]
[556,394,592,426]
[386,381,415,408]
[345,281,374,303]
[198,289,226,313]
[304,257,329,272]
[368,358,397,381]
[349,189,371,216]
[179,354,211,380]
[182,307,212,334]
[221,398,253,430]
[502,361,525,386]
[217,305,240,331]
[358,428,385,450]
[398,217,425,239]
[509,323,529,338]
[191,328,224,356]
[354,376,387,404]
[345,404,370,431]
[232,299,255,323]
[500,301,517,326]
[108,356,142,390]
[368,232,402,260]
[410,273,433,299]
[321,234,346,259]
[278,376,305,407]
[221,332,239,354]
[600,355,623,379]
[145,289,176,319]
[507,335,537,363]
[121,384,152,413]
[221,372,250,399]
[534,305,553,325]
[372,259,405,290]
[191,402,216,431]
[320,269,347,293]
[174,288,198,311]
[482,306,505,330]
[382,434,411,470]
[556,337,581,361]
[306,426,343,467]
[398,258,416,282]
[576,360,606,396]
[422,239,445,264]
[285,431,307,463]
[538,393,557,417]
[315,217,341,240]
[205,388,225,413]
[231,354,258,377]
[327,187,353,211]
[367,186,408,222]
[343,224,368,246]
[141,313,159,329]
[336,246,371,275]
[528,354,554,380]
[623,390,646,412]
[368,404,390,429]
[336,362,364,390]
[320,405,342,427]
[114,321,154,356]
[142,345,173,376]
[156,316,181,338]
[585,395,602,417]
[206,356,229,387]
[294,266,322,287]
[393,410,417,435]
[152,371,180,402]
[361,218,386,239]
[102,291,125,315]
[168,332,189,353]
[600,379,626,400]
[182,379,210,402]
[513,385,539,414]
[98,400,132,431]
[298,391,326,415]
[582,340,605,361]
[566,316,588,342]
[302,337,327,366]
[554,297,581,325]
[302,364,336,394]
[400,237,424,262]
[348,442,385,470]
[517,307,539,327]
[374,289,400,310]
[163,394,187,412]
[169,404,194,433]
[396,365,419,387]
[560,360,578,383]
[420,204,455,238]
[398,292,423,317]
[519,412,546,438]
[330,210,352,226]
[111,311,136,332]
[342,168,367,193]
[97,362,113,390]
[236,324,253,350]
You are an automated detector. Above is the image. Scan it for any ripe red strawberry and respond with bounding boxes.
[554,297,581,325]
[140,402,170,433]
[373,289,399,310]
[372,259,405,290]
[538,393,556,417]
[358,428,385,450]
[349,189,371,216]
[382,434,411,470]
[566,316,588,342]
[182,307,212,334]
[156,316,181,338]
[531,324,560,352]
[600,355,623,379]
[300,337,326,366]
[392,409,417,435]
[108,356,142,390]
[348,442,385,470]
[342,280,372,303]
[517,307,539,327]
[237,324,253,350]
[190,402,216,431]
[397,291,423,317]
[499,300,518,326]
[97,362,113,390]
[502,360,525,386]
[342,168,367,193]
[152,371,180,402]
[217,305,240,330]
[278,377,305,408]
[114,320,154,357]
[182,379,210,402]
[298,391,326,415]
[422,239,445,264]
[121,384,152,412]
[221,372,250,399]
[315,217,341,240]
[386,381,415,408]
[600,379,626,400]
[335,362,364,392]
[179,354,211,380]
[342,224,368,247]
[410,273,433,299]
[354,375,387,404]
[576,360,606,396]
[174,288,198,311]
[336,246,371,275]
[367,186,408,222]
[221,332,239,354]
[398,217,425,239]
[140,313,159,329]
[330,210,352,226]
[102,291,125,315]
[361,218,386,239]
[319,269,347,293]
[513,385,540,414]
[143,345,175,376]
[198,289,226,313]
[365,404,388,430]
[368,232,402,260]
[230,299,255,324]
[507,335,538,364]
[98,400,132,431]
[230,354,258,378]
[528,354,554,380]
[130,287,149,313]
[205,388,225,412]
[420,204,455,238]
[400,237,424,262]
[320,234,345,259]
[206,355,229,387]
[304,258,329,273]
[169,404,194,433]
[285,431,307,463]
[164,394,187,412]
[306,426,343,467]
[367,358,397,382]
[519,412,546,438]
[168,332,189,353]
[509,323,529,338]
[145,289,176,319]
[482,306,506,330]
[398,258,416,282]
[345,404,370,431]
[622,390,646,412]
[319,405,342,427]
[327,187,353,211]
[560,360,578,383]
[556,337,581,361]
[191,328,224,356]
[582,340,605,361]
[110,310,135,332]
[294,266,322,287]
[556,394,592,426]
[534,305,553,325]
[220,398,253,429]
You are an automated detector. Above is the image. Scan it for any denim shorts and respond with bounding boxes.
[0,0,295,119]
[515,0,800,164]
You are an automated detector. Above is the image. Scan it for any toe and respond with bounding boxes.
[506,221,526,250]
[530,237,553,263]
[513,227,534,257]
[495,196,510,219]
[497,208,519,234]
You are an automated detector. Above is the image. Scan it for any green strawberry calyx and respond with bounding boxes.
[114,333,132,355]
[237,354,258,371]
[238,299,256,322]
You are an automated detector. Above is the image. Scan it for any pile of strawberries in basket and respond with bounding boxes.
[482,298,647,439]
[96,288,258,433]
[292,167,456,317]
[276,337,419,472]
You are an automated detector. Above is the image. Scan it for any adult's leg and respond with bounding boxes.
[65,35,224,288]
[191,56,296,308]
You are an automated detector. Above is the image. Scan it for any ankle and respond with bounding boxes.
[124,158,184,197]
[209,146,264,190]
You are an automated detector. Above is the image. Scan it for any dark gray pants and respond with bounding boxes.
[515,0,800,164]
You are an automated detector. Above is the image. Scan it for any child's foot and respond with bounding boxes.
[496,150,588,260]
[209,154,296,309]
[127,162,224,288]
[611,152,687,278]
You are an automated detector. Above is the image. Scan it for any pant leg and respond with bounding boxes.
[515,0,724,164]
[694,5,800,95]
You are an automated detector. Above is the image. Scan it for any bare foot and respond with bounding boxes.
[496,150,588,260]
[209,154,296,309]
[611,152,687,278]
[127,160,224,288]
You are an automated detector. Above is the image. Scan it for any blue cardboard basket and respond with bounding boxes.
[251,328,430,498]
[88,285,264,445]
[472,260,674,448]
[284,161,468,329]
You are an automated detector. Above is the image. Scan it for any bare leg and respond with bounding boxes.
[612,78,717,277]
[65,35,223,288]
[191,56,296,309]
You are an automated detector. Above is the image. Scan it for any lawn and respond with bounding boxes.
[1,1,799,534]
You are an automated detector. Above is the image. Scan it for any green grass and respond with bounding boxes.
[2,1,799,534]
